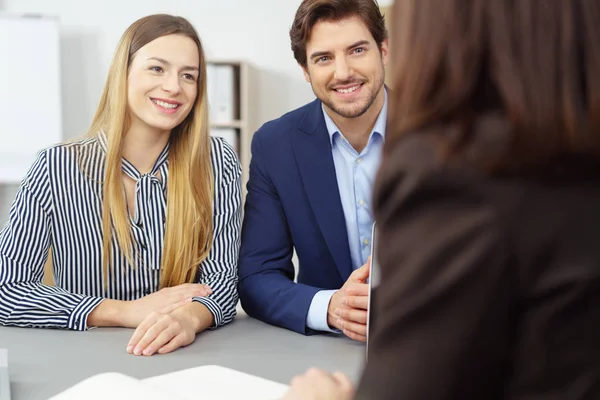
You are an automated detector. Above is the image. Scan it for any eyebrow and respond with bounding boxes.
[146,56,199,72]
[309,40,371,60]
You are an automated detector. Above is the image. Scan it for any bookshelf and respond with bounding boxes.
[207,60,260,200]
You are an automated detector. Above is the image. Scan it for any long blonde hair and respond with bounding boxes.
[85,14,213,288]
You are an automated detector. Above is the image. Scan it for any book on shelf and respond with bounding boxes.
[206,63,237,124]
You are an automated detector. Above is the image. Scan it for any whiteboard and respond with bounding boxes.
[0,14,62,183]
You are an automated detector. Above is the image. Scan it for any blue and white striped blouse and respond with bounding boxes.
[0,134,242,331]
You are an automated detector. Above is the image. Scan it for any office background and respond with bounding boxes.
[0,0,394,223]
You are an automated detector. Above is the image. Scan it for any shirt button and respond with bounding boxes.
[356,158,362,164]
[363,238,370,246]
[358,200,365,206]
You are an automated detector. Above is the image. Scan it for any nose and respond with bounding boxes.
[333,57,352,82]
[161,72,182,95]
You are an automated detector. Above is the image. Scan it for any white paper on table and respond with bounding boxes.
[50,365,289,400]
[143,365,289,400]
[48,372,182,400]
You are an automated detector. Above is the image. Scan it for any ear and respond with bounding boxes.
[301,65,311,83]
[380,38,389,67]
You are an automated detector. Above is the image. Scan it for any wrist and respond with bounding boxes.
[326,291,340,329]
[88,299,128,327]
[173,301,214,333]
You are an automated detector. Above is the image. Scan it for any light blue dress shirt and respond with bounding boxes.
[306,91,387,332]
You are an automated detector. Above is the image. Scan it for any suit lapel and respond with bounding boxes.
[292,100,353,281]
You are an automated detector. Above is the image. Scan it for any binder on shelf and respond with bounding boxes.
[206,63,218,122]
[208,64,237,123]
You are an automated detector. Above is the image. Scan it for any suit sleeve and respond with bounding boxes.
[356,148,515,399]
[238,131,322,334]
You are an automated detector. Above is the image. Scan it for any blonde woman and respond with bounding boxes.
[0,14,242,356]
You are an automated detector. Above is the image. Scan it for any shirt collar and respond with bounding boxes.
[322,88,388,146]
[97,131,170,181]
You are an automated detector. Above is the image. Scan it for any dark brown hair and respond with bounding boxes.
[290,0,388,68]
[387,0,600,172]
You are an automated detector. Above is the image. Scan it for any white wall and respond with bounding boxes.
[0,0,395,223]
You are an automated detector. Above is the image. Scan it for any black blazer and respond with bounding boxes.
[356,135,600,399]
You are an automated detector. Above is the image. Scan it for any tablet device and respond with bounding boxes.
[366,222,380,360]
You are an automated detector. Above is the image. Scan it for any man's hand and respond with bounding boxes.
[327,258,370,342]
[283,368,355,400]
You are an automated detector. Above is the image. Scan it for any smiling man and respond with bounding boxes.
[238,0,388,341]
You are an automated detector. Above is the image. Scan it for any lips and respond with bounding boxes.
[330,82,365,99]
[331,81,365,94]
[334,84,362,94]
[150,98,181,110]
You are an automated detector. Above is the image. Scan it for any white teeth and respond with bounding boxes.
[336,85,360,94]
[152,99,179,109]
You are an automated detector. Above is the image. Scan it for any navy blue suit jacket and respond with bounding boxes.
[238,99,353,334]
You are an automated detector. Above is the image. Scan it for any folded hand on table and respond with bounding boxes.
[327,258,370,342]
[122,283,212,328]
[126,299,214,356]
[88,283,212,331]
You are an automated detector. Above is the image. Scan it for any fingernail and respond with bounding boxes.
[337,319,343,328]
[134,346,142,356]
[342,297,347,305]
[143,348,152,356]
[126,345,133,353]
[335,308,341,316]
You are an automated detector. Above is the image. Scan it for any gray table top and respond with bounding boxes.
[0,312,366,400]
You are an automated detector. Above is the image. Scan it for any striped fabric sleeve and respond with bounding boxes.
[192,138,242,328]
[0,150,103,331]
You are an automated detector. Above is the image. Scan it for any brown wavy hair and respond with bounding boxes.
[387,0,600,173]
